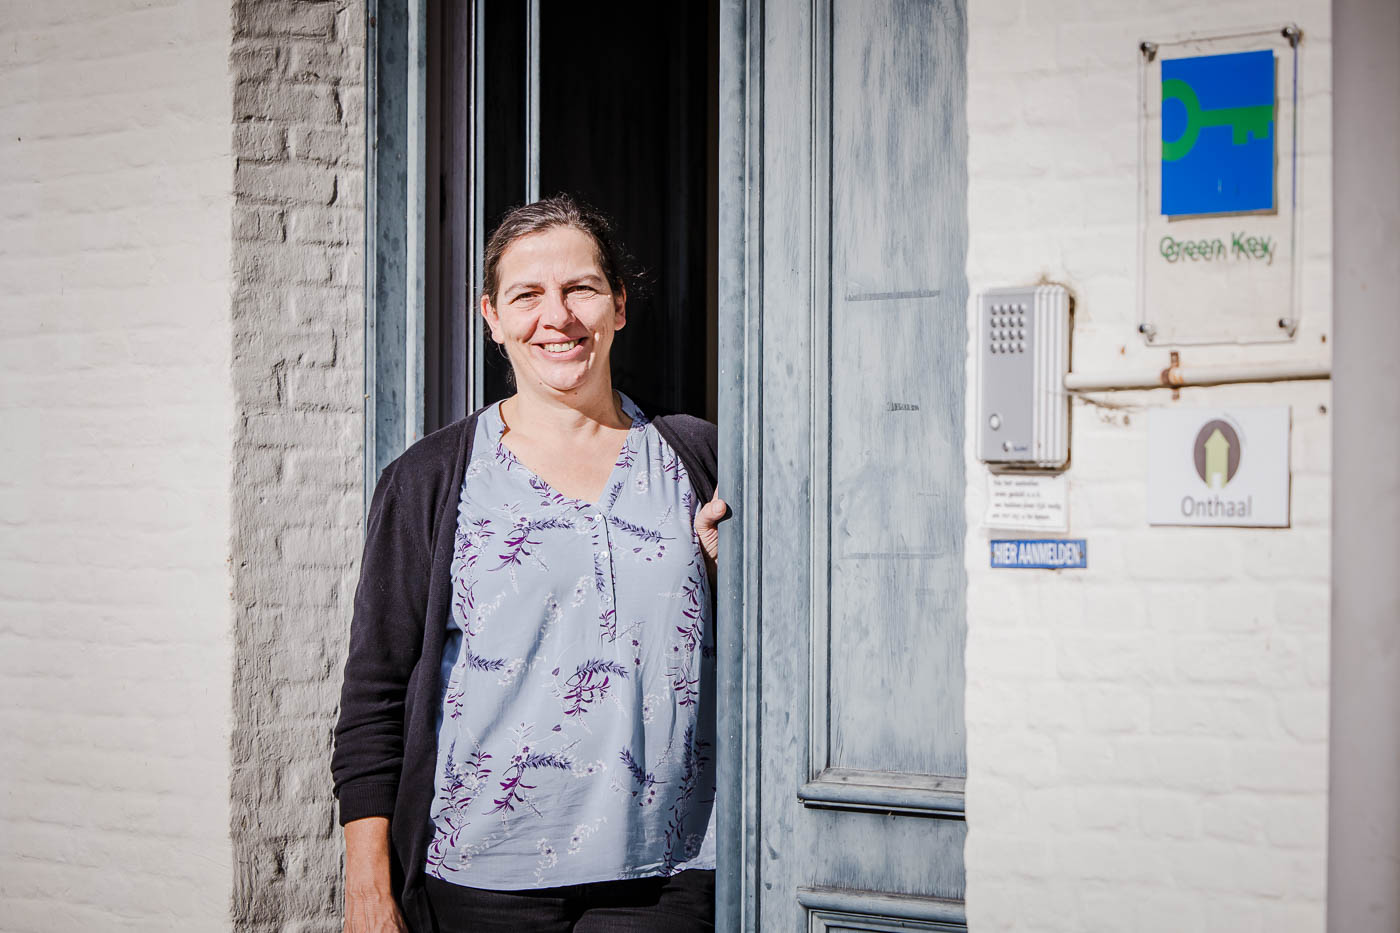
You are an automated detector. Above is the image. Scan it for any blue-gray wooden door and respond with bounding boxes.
[717,1,969,930]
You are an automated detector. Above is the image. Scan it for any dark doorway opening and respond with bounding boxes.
[426,0,719,429]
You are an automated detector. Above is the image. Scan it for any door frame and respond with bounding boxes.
[365,2,759,928]
[364,0,427,499]
[714,1,762,929]
[714,1,970,927]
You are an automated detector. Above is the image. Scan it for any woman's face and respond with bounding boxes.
[482,225,626,399]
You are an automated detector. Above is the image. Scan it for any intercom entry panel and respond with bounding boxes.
[977,285,1071,469]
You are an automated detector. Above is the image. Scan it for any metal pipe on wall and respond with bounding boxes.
[1063,360,1331,392]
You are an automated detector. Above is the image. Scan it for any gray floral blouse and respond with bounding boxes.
[426,394,717,889]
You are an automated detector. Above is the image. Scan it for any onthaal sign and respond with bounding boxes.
[1146,407,1291,527]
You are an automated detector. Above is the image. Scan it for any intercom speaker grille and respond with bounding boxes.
[977,284,1071,469]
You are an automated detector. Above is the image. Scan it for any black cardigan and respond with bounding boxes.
[331,407,718,930]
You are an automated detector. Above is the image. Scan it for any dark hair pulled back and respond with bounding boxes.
[481,194,632,305]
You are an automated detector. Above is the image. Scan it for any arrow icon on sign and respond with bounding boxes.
[1204,428,1230,489]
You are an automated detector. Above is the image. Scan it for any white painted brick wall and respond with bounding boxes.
[228,1,364,930]
[0,1,235,931]
[1,0,1337,928]
[964,2,1332,931]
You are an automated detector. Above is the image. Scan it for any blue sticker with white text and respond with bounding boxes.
[990,539,1087,570]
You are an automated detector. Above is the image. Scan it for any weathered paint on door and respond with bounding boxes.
[717,0,969,929]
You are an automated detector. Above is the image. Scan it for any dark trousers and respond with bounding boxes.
[423,869,715,933]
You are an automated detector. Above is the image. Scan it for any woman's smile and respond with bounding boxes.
[536,336,586,358]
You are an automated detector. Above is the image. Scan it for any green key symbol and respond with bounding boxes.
[1161,78,1273,162]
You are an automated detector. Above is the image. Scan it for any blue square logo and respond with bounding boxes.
[1161,50,1276,217]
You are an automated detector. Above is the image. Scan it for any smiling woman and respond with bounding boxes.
[481,198,630,391]
[333,195,728,933]
[481,202,636,503]
[487,232,623,385]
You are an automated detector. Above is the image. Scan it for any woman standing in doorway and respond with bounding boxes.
[333,195,726,933]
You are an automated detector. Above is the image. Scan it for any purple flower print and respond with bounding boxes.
[599,608,618,642]
[445,683,465,718]
[529,474,594,511]
[605,479,624,511]
[592,548,610,594]
[443,654,505,719]
[620,748,652,785]
[428,742,493,872]
[494,516,573,571]
[489,747,574,815]
[425,835,452,874]
[528,474,559,505]
[676,565,705,654]
[666,554,708,699]
[441,742,493,812]
[452,582,474,624]
[493,442,520,471]
[668,663,699,707]
[455,517,494,564]
[562,658,629,718]
[620,746,663,806]
[467,651,506,672]
[675,620,702,657]
[662,725,711,871]
[610,516,669,546]
[661,451,683,482]
[451,517,494,628]
[609,516,669,561]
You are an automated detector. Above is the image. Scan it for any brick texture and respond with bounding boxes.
[228,1,364,930]
[0,1,235,930]
[963,2,1333,930]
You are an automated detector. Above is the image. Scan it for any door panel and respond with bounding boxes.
[724,0,969,928]
[823,0,968,788]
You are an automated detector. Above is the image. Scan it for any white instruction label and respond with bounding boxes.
[985,472,1069,533]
